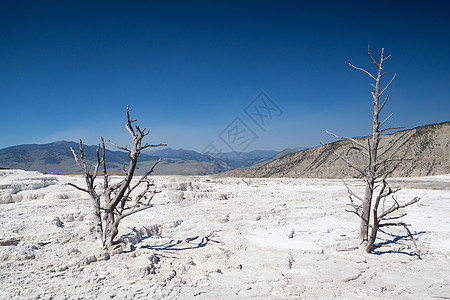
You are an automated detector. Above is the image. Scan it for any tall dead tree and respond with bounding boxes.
[323,46,420,254]
[69,106,167,249]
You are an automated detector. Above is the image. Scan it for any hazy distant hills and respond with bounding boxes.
[144,148,281,168]
[221,122,450,179]
[144,147,212,162]
[0,141,299,175]
[0,141,160,174]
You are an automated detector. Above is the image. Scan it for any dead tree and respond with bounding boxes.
[323,46,420,254]
[69,106,167,249]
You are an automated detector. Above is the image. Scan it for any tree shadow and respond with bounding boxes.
[370,229,425,259]
[140,231,220,252]
[109,226,220,255]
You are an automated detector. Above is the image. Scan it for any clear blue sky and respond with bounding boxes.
[1,1,449,152]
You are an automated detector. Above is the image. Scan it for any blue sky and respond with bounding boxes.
[1,1,449,152]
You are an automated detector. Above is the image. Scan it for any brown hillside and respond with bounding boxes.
[220,122,450,178]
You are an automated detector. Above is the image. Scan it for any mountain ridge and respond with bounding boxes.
[0,141,294,175]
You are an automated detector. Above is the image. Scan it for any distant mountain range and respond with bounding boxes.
[221,121,450,178]
[0,141,303,175]
[144,148,300,169]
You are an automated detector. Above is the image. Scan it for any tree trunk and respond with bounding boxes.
[91,192,104,248]
[365,208,380,252]
[360,177,373,249]
[103,212,119,249]
[359,48,383,252]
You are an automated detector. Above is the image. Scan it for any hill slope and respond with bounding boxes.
[221,122,450,178]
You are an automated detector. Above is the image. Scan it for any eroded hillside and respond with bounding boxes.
[222,122,450,178]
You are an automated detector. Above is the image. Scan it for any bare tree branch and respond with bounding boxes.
[349,63,376,80]
[380,126,404,133]
[381,213,407,221]
[379,47,385,63]
[119,204,154,220]
[382,54,392,62]
[376,157,412,167]
[141,143,168,150]
[70,147,84,171]
[109,140,130,152]
[368,45,379,67]
[379,112,394,128]
[345,206,362,217]
[125,105,136,137]
[320,140,366,176]
[326,131,369,152]
[67,182,89,193]
[92,143,103,180]
[378,94,390,113]
[379,196,419,220]
[342,179,364,202]
[380,74,397,96]
[123,158,162,207]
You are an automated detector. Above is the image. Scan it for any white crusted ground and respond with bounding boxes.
[0,170,449,299]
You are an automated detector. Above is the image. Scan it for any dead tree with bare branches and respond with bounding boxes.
[322,46,420,254]
[69,106,167,249]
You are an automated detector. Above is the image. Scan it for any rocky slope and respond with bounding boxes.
[221,121,450,178]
